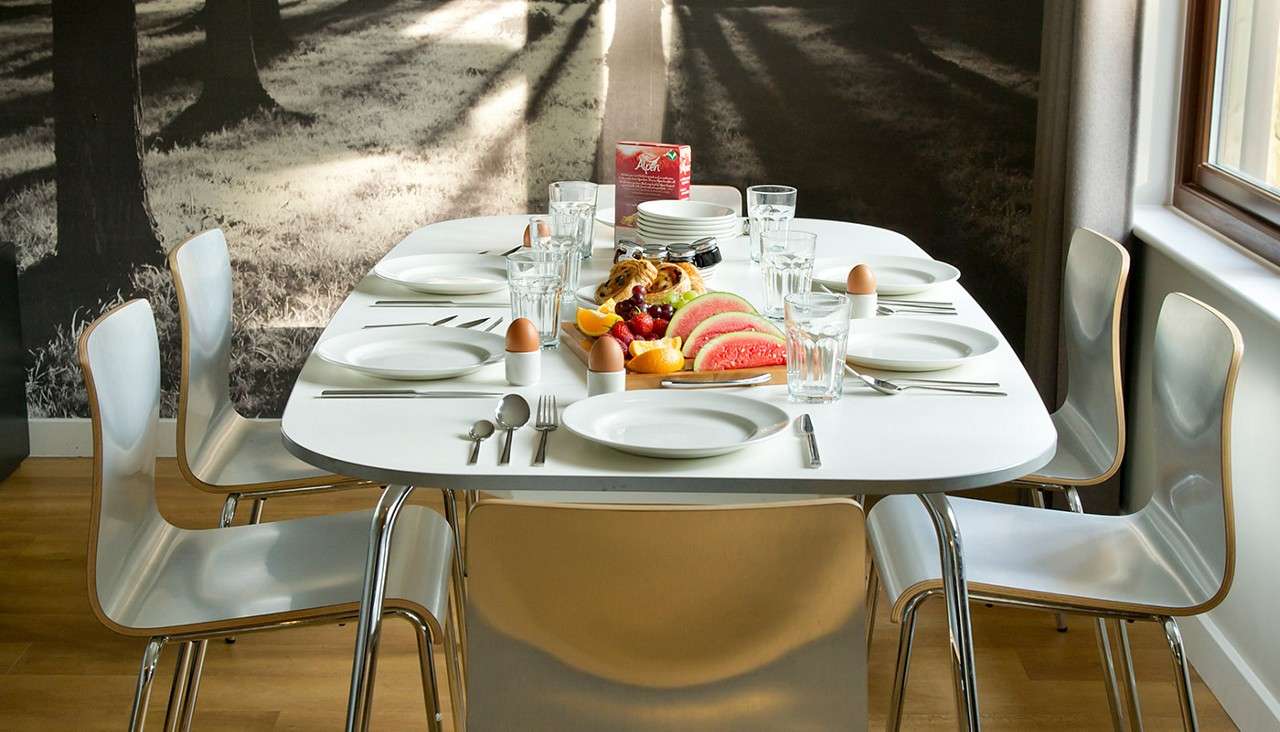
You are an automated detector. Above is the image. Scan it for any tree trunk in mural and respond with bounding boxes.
[156,0,302,149]
[253,0,291,60]
[45,0,162,314]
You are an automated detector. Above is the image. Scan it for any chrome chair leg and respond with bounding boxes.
[865,562,879,654]
[392,609,444,732]
[346,485,414,732]
[1029,487,1069,632]
[129,637,166,731]
[177,640,207,732]
[918,492,981,730]
[1111,619,1144,731]
[218,493,240,527]
[219,494,242,645]
[1093,618,1126,731]
[888,591,929,732]
[441,489,468,667]
[249,497,265,525]
[1163,617,1199,732]
[162,642,194,732]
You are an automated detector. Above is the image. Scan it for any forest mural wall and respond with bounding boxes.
[0,0,1041,419]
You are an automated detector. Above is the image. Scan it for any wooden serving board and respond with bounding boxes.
[559,322,788,390]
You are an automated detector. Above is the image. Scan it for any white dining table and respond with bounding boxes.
[282,215,1057,731]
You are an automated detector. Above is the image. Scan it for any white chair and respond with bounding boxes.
[77,300,461,732]
[867,292,1242,732]
[168,229,372,530]
[595,183,744,215]
[464,498,868,731]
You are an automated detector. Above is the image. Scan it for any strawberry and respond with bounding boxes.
[608,321,635,350]
[627,311,655,337]
[651,318,669,338]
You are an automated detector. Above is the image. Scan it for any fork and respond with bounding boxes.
[532,394,558,466]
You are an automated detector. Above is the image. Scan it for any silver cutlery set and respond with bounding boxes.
[361,314,505,331]
[817,283,958,315]
[474,394,558,466]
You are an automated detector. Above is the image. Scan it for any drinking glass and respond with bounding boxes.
[784,292,851,403]
[527,214,581,306]
[747,184,797,263]
[507,251,566,348]
[761,230,817,319]
[548,180,598,260]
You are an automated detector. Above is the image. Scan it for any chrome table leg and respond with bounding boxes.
[177,640,207,731]
[162,642,193,732]
[888,591,931,732]
[1029,487,1069,632]
[1093,619,1126,730]
[865,563,879,653]
[919,492,981,731]
[441,489,469,667]
[345,484,414,732]
[249,497,265,524]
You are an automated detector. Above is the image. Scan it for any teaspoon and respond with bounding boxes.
[494,394,531,465]
[467,420,495,464]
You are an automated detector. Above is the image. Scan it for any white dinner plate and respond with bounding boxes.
[374,253,508,295]
[563,390,790,459]
[315,326,505,380]
[845,319,999,372]
[596,207,615,227]
[638,220,742,236]
[637,199,738,224]
[813,255,960,296]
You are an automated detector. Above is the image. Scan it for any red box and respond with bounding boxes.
[614,141,691,232]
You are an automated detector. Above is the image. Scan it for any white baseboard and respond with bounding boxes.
[30,417,177,458]
[1183,614,1280,731]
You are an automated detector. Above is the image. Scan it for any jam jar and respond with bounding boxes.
[690,236,723,271]
[613,240,643,263]
[665,243,697,265]
[638,243,669,263]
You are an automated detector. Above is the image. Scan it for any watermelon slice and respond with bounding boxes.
[665,292,756,342]
[693,332,787,371]
[682,312,782,358]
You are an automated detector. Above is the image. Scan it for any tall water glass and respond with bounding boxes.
[747,184,797,263]
[548,180,598,260]
[527,214,581,306]
[761,230,817,319]
[507,251,566,348]
[785,292,851,403]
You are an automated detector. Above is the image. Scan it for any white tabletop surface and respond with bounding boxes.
[281,216,1056,494]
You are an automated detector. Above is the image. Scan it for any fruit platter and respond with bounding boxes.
[563,261,788,389]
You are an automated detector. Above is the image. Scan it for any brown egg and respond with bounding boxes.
[588,335,625,372]
[847,264,876,295]
[506,318,541,353]
[521,220,550,248]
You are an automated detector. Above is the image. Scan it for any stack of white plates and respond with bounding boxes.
[635,200,742,243]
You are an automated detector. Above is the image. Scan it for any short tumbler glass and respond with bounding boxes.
[747,184,797,263]
[784,292,851,403]
[548,180,598,260]
[507,251,566,348]
[527,214,581,306]
[761,230,817,319]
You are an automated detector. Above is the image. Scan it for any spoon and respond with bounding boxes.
[467,420,495,464]
[494,394,531,465]
[845,365,1007,397]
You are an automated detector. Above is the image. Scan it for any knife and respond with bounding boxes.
[317,390,503,399]
[362,316,490,330]
[800,414,821,468]
[373,300,508,308]
[660,373,773,389]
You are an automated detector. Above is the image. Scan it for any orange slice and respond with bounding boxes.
[629,336,683,358]
[576,307,622,337]
[627,347,685,374]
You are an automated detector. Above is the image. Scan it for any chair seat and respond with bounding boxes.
[1026,404,1119,485]
[99,506,452,635]
[483,490,826,504]
[867,495,1219,621]
[186,414,353,491]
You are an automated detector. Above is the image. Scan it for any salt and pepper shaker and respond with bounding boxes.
[847,264,877,319]
[505,318,541,386]
[587,336,627,397]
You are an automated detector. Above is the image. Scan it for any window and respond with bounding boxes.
[1176,0,1280,263]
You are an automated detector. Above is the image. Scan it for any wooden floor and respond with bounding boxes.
[0,458,1236,730]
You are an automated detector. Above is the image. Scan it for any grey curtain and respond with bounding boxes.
[1025,0,1144,513]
